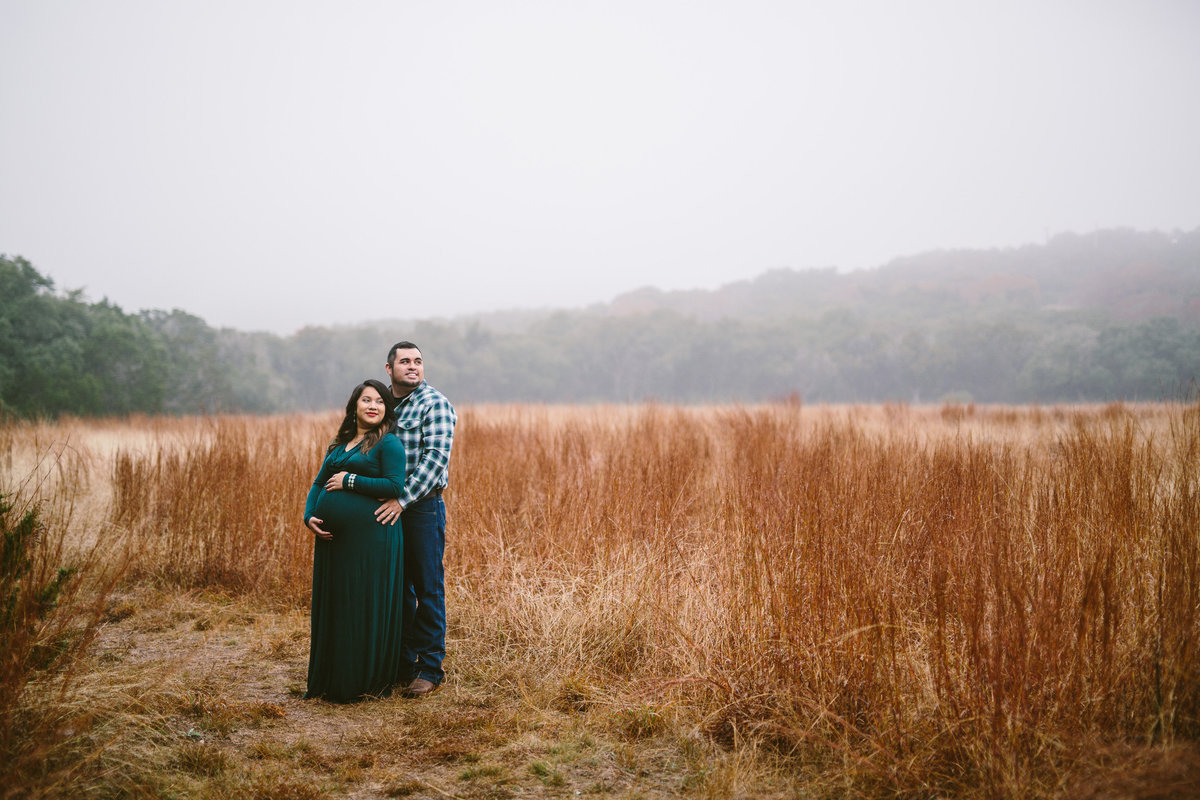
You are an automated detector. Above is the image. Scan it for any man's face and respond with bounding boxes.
[387,349,424,393]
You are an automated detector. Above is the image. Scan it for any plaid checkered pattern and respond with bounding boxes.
[392,381,456,507]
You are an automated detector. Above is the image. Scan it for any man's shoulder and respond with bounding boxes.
[398,382,455,420]
[414,382,454,411]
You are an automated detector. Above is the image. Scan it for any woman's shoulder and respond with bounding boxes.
[358,432,403,460]
[375,432,405,456]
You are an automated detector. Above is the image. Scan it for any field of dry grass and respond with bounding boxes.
[2,401,1198,799]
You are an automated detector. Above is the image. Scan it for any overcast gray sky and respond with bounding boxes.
[2,1,1198,334]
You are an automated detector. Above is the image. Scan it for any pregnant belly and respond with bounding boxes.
[312,491,381,534]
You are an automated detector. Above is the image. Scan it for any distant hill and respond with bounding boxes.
[600,227,1200,326]
[5,226,1198,415]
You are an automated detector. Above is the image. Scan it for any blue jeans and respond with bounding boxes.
[399,493,446,685]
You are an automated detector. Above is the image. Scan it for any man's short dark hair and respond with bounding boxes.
[387,341,422,366]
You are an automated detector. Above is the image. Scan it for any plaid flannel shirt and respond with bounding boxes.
[392,381,456,507]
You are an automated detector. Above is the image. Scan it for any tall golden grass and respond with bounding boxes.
[2,400,1197,796]
[110,414,323,598]
[1,425,129,795]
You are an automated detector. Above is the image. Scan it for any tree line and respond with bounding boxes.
[2,246,1197,418]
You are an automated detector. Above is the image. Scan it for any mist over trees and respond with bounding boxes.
[2,227,1198,417]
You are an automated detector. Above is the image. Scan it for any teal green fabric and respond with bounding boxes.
[303,434,406,702]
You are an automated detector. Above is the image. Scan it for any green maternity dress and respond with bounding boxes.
[303,434,406,702]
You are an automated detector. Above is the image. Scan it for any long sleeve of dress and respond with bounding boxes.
[347,436,407,499]
[304,453,335,523]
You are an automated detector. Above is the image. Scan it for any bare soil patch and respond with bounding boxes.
[73,586,793,799]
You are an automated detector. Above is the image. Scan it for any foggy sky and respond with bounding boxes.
[2,0,1198,334]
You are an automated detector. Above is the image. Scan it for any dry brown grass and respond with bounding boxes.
[2,401,1198,798]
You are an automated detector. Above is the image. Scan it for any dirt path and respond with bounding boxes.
[81,587,754,799]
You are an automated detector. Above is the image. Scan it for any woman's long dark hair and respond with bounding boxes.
[327,379,396,455]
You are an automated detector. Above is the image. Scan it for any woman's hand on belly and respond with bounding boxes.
[307,516,333,541]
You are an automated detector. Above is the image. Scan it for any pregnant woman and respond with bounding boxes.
[303,378,406,702]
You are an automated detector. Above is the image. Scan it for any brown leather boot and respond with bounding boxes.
[401,678,440,698]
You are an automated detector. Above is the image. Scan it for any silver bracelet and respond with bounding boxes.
[347,474,356,490]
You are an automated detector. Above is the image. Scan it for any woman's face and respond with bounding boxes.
[356,386,387,429]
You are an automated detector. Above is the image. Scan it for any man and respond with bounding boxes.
[375,341,456,698]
